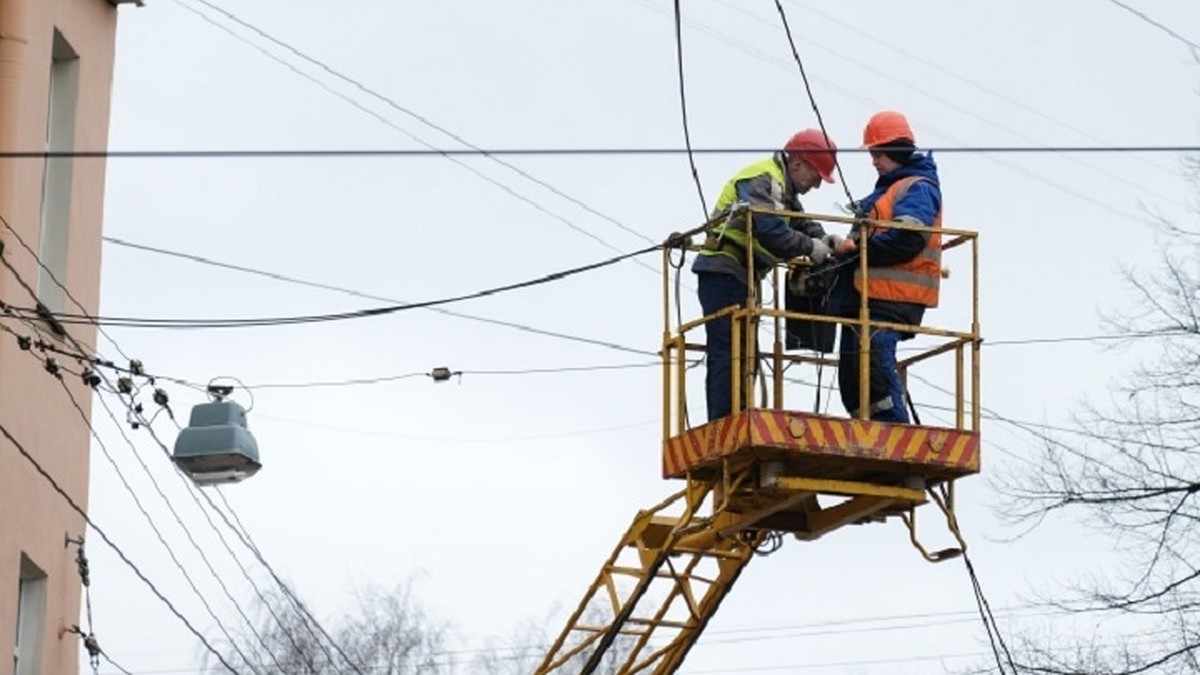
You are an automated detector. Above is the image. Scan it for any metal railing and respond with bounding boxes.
[661,206,980,439]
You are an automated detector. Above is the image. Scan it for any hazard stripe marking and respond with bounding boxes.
[662,410,981,478]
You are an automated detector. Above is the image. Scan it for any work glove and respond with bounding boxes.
[822,233,844,250]
[808,237,832,264]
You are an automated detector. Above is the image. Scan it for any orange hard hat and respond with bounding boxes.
[783,128,837,183]
[862,110,915,148]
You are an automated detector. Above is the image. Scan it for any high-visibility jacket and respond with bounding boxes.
[696,155,814,280]
[854,175,942,307]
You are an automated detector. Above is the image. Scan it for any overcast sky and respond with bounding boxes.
[72,0,1200,673]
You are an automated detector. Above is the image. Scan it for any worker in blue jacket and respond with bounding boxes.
[832,111,943,423]
[692,128,839,421]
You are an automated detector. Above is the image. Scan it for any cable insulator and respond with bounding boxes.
[17,335,31,350]
[44,357,61,378]
[152,388,169,407]
[83,634,101,659]
[117,377,133,394]
[430,367,453,382]
[81,369,101,389]
[75,548,91,587]
[129,359,145,376]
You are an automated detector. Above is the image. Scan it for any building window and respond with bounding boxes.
[13,554,47,675]
[37,29,79,314]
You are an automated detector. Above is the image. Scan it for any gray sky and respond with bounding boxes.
[78,0,1200,673]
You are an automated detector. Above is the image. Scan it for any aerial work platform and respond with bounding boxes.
[662,409,979,545]
[538,208,982,674]
[663,409,980,483]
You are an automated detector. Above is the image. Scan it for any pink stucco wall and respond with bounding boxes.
[0,1,118,674]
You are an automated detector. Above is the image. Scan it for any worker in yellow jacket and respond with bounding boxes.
[692,128,839,421]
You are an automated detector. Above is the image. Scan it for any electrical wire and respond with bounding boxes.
[185,0,658,245]
[259,411,658,444]
[102,236,657,356]
[65,537,103,675]
[140,401,319,670]
[3,277,1183,402]
[0,214,132,362]
[772,0,855,208]
[87,600,1137,674]
[2,144,1197,159]
[103,230,1190,353]
[672,0,708,218]
[633,0,1187,227]
[80,347,352,673]
[7,238,667,329]
[666,0,705,429]
[0,225,266,668]
[52,377,265,675]
[1104,0,1200,60]
[242,362,660,390]
[84,385,285,673]
[99,398,358,674]
[962,551,1019,674]
[0,246,328,672]
[202,484,363,675]
[0,421,242,674]
[73,356,356,673]
[782,0,1181,180]
[745,0,1194,213]
[99,653,134,675]
[176,0,662,285]
[123,218,798,337]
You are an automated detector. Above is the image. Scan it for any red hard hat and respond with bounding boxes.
[784,128,837,183]
[862,110,915,148]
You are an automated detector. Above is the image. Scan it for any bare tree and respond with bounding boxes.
[471,606,640,675]
[996,162,1200,674]
[206,583,451,674]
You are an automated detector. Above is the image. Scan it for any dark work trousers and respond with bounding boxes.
[697,271,757,422]
[837,324,909,423]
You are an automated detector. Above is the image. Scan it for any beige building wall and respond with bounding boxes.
[0,0,120,674]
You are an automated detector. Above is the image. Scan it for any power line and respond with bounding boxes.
[54,379,266,674]
[8,239,667,329]
[102,235,657,356]
[0,222,259,668]
[134,418,362,674]
[106,233,1195,351]
[243,362,660,390]
[91,361,355,673]
[0,214,132,362]
[98,653,134,675]
[2,145,1198,159]
[203,485,363,674]
[128,397,321,670]
[672,0,709,218]
[772,0,856,207]
[176,0,663,288]
[89,385,292,672]
[785,0,1180,180]
[0,421,243,674]
[0,242,339,672]
[962,550,1019,674]
[732,0,1192,212]
[631,0,1187,227]
[1104,0,1200,59]
[186,0,657,243]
